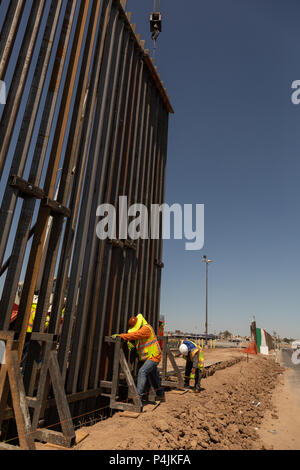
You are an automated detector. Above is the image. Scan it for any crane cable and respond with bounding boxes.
[151,0,161,60]
[153,0,161,11]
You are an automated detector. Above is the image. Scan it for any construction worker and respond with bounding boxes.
[179,339,204,392]
[112,314,165,403]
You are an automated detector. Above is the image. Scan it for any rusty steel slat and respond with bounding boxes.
[155,109,169,328]
[20,3,92,398]
[0,0,47,180]
[151,101,166,329]
[133,78,153,315]
[135,84,157,317]
[31,0,92,339]
[127,74,149,319]
[57,0,118,387]
[88,36,135,390]
[143,91,160,326]
[112,55,145,337]
[1,0,78,340]
[0,0,26,80]
[93,42,139,385]
[103,49,140,342]
[57,0,114,383]
[48,0,103,336]
[66,5,126,395]
[11,0,79,348]
[78,26,132,393]
[147,99,162,325]
[49,0,113,339]
[151,101,165,327]
[83,34,135,390]
[0,0,63,270]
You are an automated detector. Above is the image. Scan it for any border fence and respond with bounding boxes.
[0,0,173,448]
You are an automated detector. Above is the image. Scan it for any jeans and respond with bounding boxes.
[137,359,164,400]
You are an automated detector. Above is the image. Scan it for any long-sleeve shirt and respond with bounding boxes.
[120,325,161,363]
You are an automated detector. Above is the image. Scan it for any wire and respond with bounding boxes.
[2,380,171,447]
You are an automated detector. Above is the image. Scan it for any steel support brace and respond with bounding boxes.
[27,333,75,448]
[0,332,75,449]
[103,337,142,412]
[159,336,184,389]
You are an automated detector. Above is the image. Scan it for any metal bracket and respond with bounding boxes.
[154,259,164,269]
[10,175,70,218]
[26,333,76,448]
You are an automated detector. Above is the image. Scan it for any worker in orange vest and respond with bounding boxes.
[112,314,165,403]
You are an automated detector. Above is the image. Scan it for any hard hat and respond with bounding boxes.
[128,317,138,328]
[179,344,188,356]
[128,313,148,333]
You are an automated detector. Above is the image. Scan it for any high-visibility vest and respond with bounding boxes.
[158,320,164,350]
[136,324,161,362]
[181,340,204,370]
[27,303,50,333]
[27,303,37,333]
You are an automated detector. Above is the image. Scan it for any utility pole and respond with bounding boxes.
[202,255,212,346]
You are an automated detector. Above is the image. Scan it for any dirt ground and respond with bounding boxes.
[258,367,300,450]
[74,352,284,450]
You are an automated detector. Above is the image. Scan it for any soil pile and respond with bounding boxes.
[116,356,279,450]
[75,354,280,450]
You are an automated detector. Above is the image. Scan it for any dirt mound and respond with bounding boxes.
[116,356,279,450]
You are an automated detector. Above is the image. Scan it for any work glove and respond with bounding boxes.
[127,341,135,351]
[190,373,195,380]
[111,334,120,339]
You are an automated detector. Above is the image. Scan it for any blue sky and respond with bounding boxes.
[127,0,300,337]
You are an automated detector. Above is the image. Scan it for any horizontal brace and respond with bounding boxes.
[124,240,137,251]
[107,239,124,249]
[154,259,164,269]
[10,175,45,199]
[110,401,142,413]
[26,397,38,408]
[42,198,71,218]
[100,381,112,389]
[30,332,57,343]
[33,429,75,448]
[105,336,117,343]
[9,176,70,217]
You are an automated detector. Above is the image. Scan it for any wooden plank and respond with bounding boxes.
[142,402,160,413]
[75,429,89,445]
[120,411,140,419]
[7,350,35,450]
[167,389,188,395]
[48,350,76,446]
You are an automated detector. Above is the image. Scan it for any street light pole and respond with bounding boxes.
[202,255,212,347]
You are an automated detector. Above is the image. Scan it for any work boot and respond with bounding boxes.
[193,385,201,393]
[184,382,190,390]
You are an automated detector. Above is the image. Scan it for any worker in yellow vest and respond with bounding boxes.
[27,303,50,333]
[112,314,165,403]
[179,339,204,392]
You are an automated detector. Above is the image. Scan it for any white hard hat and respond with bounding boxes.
[179,344,188,355]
